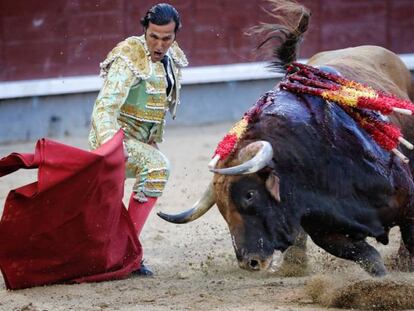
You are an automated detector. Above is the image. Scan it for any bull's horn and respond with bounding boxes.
[209,141,273,175]
[157,182,216,224]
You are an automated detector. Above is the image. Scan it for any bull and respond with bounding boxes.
[158,0,414,276]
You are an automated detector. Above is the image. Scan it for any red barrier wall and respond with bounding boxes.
[1,0,413,81]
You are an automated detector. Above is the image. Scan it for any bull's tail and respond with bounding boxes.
[249,0,310,72]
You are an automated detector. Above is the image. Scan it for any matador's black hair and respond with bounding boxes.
[140,3,181,33]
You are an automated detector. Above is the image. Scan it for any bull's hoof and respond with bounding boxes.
[360,260,387,277]
[276,245,309,277]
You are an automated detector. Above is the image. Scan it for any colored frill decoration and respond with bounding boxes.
[209,92,274,169]
[279,62,414,163]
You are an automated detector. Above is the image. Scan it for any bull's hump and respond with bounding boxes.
[261,89,387,163]
[263,90,312,123]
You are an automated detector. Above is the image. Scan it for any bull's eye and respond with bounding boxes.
[245,190,257,202]
[230,178,265,214]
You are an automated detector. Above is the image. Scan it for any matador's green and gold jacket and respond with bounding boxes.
[89,35,188,147]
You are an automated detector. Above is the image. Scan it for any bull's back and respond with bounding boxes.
[307,45,414,168]
[307,45,412,100]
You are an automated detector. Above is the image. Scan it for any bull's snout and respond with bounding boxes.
[238,254,272,271]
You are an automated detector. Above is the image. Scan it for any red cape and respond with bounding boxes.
[0,131,141,290]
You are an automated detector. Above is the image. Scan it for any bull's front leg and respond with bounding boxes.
[277,229,308,276]
[309,232,387,276]
[396,223,414,272]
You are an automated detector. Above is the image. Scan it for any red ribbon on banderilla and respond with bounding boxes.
[279,62,414,163]
[209,92,274,169]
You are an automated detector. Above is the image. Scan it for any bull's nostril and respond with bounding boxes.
[249,259,260,270]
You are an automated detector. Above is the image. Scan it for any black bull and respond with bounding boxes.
[159,85,414,276]
[157,0,414,277]
[156,45,414,275]
[234,89,414,275]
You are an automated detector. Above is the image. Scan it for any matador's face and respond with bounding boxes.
[145,21,176,62]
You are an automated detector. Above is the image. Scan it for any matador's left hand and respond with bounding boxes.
[123,142,129,161]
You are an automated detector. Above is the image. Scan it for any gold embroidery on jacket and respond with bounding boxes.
[146,94,167,110]
[120,106,165,124]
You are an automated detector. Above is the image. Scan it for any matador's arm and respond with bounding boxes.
[91,57,139,144]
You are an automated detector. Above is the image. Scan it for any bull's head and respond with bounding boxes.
[158,141,292,271]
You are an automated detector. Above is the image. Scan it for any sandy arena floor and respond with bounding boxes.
[0,122,413,311]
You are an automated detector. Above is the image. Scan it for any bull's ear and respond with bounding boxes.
[265,171,280,202]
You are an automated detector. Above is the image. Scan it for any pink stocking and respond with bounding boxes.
[127,194,157,237]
